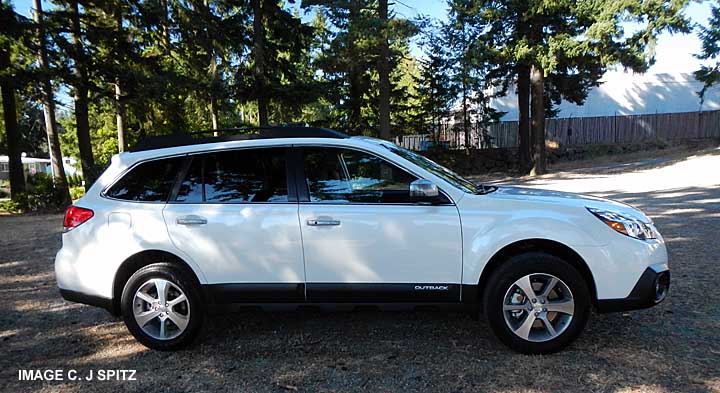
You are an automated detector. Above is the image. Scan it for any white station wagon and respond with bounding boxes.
[55,127,669,353]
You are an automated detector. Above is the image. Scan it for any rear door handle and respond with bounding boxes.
[307,219,341,226]
[176,216,208,225]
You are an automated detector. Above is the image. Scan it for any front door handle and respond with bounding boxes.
[176,215,208,225]
[307,219,341,226]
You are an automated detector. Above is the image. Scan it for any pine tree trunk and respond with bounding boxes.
[517,64,531,174]
[205,0,219,132]
[252,0,268,126]
[209,53,219,130]
[0,49,26,198]
[160,0,171,54]
[377,0,391,140]
[461,23,471,150]
[70,0,96,189]
[462,81,470,150]
[530,64,546,176]
[115,82,126,152]
[348,0,362,132]
[211,98,219,129]
[348,63,362,132]
[33,0,71,205]
[114,8,126,152]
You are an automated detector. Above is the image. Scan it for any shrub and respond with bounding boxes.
[69,186,85,201]
[0,198,24,213]
[66,173,85,188]
[0,173,69,213]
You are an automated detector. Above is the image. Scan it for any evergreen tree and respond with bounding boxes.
[302,0,376,133]
[377,0,390,139]
[445,0,493,149]
[0,2,29,198]
[52,0,97,188]
[695,1,720,101]
[413,20,454,140]
[32,0,71,204]
[459,0,690,174]
[303,0,415,136]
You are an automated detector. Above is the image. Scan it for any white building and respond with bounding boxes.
[489,71,720,121]
[0,155,80,181]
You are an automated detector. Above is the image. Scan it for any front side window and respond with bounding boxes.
[303,147,418,203]
[380,143,479,194]
[106,157,184,202]
[175,148,289,203]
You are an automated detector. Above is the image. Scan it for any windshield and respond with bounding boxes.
[379,143,479,194]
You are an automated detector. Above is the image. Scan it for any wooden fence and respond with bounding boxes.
[396,110,720,150]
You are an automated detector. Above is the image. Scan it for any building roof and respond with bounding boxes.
[489,71,720,121]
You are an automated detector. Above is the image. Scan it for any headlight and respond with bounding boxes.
[587,207,657,240]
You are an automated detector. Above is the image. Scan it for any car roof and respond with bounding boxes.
[117,134,390,166]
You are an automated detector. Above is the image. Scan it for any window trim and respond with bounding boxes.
[293,144,455,206]
[100,143,456,206]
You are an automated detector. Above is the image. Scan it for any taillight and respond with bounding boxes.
[63,206,94,231]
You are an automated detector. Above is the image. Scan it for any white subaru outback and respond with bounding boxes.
[55,127,669,354]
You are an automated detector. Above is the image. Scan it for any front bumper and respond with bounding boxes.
[596,264,670,313]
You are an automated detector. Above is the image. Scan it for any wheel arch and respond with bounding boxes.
[111,250,205,316]
[476,239,598,306]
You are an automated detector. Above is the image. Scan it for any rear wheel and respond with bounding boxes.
[121,263,203,350]
[483,252,590,354]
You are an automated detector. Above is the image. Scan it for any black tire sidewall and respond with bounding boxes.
[121,263,204,350]
[483,252,590,354]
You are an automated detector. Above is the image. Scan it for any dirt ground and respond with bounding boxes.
[1,148,719,393]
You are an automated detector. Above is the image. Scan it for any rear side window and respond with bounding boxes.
[175,148,289,203]
[105,157,184,202]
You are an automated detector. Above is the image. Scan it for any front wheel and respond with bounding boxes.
[483,252,591,354]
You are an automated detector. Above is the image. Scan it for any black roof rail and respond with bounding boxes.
[129,126,349,152]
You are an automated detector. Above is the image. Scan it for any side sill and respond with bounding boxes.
[206,302,474,315]
[204,283,305,304]
[59,289,119,316]
[306,283,461,303]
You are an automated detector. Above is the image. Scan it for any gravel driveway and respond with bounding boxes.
[1,150,719,393]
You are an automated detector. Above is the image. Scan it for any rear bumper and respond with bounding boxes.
[596,264,670,313]
[59,289,118,315]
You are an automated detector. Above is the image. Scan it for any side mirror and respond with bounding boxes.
[409,179,439,199]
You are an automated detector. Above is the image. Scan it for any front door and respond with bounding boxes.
[296,146,463,302]
[162,147,305,303]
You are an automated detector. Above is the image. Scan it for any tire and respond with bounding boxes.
[121,263,204,350]
[483,252,590,354]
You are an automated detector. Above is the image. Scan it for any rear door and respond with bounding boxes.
[295,146,463,302]
[162,147,306,303]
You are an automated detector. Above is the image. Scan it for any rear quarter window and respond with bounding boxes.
[105,157,184,202]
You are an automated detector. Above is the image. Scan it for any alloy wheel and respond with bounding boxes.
[132,278,190,340]
[502,273,575,342]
